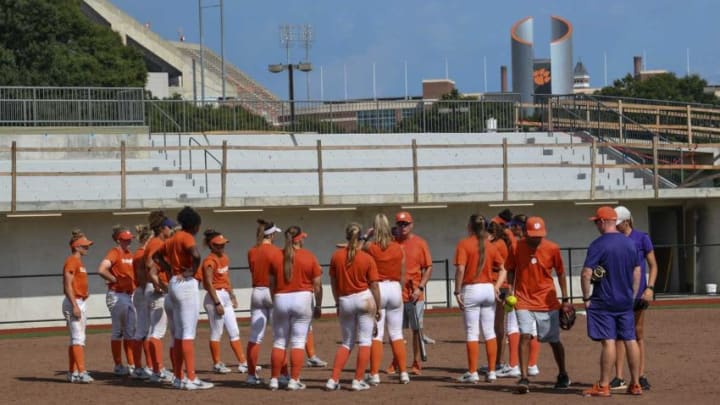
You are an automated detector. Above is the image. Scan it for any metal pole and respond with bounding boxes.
[289,64,295,128]
[199,0,205,104]
[220,0,226,100]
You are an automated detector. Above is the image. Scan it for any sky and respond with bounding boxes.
[110,0,719,100]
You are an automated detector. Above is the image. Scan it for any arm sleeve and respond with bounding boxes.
[367,256,380,282]
[454,242,467,266]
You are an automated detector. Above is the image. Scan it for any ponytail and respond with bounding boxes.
[469,214,488,279]
[283,226,302,283]
[373,213,392,250]
[345,223,362,265]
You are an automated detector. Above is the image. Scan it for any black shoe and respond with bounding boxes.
[554,373,571,389]
[609,376,627,390]
[639,375,651,391]
[516,378,530,394]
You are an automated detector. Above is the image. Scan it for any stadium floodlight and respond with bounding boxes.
[268,64,286,74]
[297,63,313,72]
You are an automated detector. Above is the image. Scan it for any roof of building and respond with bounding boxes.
[574,61,589,76]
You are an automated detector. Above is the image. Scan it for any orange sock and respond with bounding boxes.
[209,340,221,365]
[290,348,305,380]
[355,345,371,381]
[123,339,135,367]
[466,341,480,373]
[111,340,122,366]
[529,337,541,366]
[148,338,160,372]
[370,340,383,375]
[72,345,86,373]
[270,347,285,378]
[182,340,196,380]
[331,346,351,381]
[142,340,152,368]
[485,338,498,372]
[172,339,183,379]
[508,333,520,367]
[305,330,316,357]
[390,339,408,373]
[230,339,246,363]
[131,340,142,369]
[247,342,260,376]
[68,346,75,373]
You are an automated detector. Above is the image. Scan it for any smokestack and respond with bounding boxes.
[500,65,508,92]
[633,56,642,78]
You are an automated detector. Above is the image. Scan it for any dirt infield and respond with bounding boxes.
[2,305,719,405]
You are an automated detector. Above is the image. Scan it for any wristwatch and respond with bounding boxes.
[582,297,591,302]
[418,286,425,291]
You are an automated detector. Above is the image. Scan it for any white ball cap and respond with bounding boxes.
[614,206,632,225]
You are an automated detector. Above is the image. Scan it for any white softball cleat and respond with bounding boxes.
[528,365,540,376]
[497,364,521,378]
[486,371,497,382]
[286,378,306,391]
[365,373,380,386]
[400,372,410,384]
[184,377,214,390]
[76,371,94,384]
[305,355,328,367]
[325,378,340,391]
[268,377,279,391]
[212,362,231,374]
[246,374,263,385]
[351,379,371,391]
[457,371,480,384]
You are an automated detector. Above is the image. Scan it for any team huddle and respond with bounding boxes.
[61,205,656,396]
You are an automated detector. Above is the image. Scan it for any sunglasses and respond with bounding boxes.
[396,222,412,227]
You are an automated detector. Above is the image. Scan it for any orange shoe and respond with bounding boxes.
[626,383,642,396]
[410,362,422,376]
[583,382,611,397]
[385,363,396,375]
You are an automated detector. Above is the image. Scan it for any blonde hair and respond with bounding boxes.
[373,213,393,250]
[135,224,152,244]
[345,222,362,265]
[283,226,302,283]
[469,215,488,279]
[256,218,276,246]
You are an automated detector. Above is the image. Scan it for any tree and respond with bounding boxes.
[597,73,719,105]
[0,0,147,87]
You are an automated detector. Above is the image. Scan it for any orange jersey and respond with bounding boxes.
[248,243,282,288]
[64,255,89,300]
[397,234,432,301]
[329,248,379,296]
[158,231,199,278]
[200,253,231,291]
[454,236,503,285]
[144,237,169,284]
[366,241,403,282]
[271,248,322,294]
[507,238,565,311]
[133,247,146,287]
[491,239,511,288]
[104,247,135,293]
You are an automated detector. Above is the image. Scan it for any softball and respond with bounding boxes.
[506,295,517,307]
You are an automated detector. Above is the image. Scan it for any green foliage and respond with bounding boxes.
[598,73,719,105]
[146,101,271,133]
[0,0,147,86]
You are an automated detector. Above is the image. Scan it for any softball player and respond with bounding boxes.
[364,213,409,385]
[63,230,94,383]
[267,226,323,391]
[97,226,137,376]
[326,223,381,392]
[129,225,153,379]
[245,219,283,384]
[144,211,176,383]
[154,206,213,390]
[199,229,248,375]
[454,214,507,383]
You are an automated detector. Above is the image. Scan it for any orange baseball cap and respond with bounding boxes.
[589,206,618,221]
[292,232,308,242]
[395,211,413,223]
[117,230,133,241]
[210,235,230,245]
[71,237,93,248]
[491,216,506,225]
[525,217,547,237]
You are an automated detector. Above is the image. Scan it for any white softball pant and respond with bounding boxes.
[338,289,376,350]
[272,291,313,350]
[132,283,152,340]
[204,289,241,342]
[62,297,87,346]
[169,276,200,340]
[372,281,403,342]
[249,287,273,344]
[461,283,496,342]
[106,290,136,340]
[147,286,169,340]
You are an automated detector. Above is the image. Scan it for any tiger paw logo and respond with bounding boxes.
[533,68,551,85]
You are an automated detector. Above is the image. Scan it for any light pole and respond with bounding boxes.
[198,0,225,103]
[268,62,312,128]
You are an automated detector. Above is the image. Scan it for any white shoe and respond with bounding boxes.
[246,374,263,385]
[497,364,521,378]
[67,372,78,383]
[528,365,540,376]
[113,364,130,376]
[150,368,173,384]
[184,377,214,390]
[286,378,306,391]
[400,372,410,384]
[306,355,328,367]
[237,363,248,373]
[351,379,371,391]
[365,373,380,386]
[325,378,340,391]
[268,377,279,391]
[131,367,152,380]
[457,371,480,383]
[76,371,94,384]
[213,362,231,374]
[486,371,497,382]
